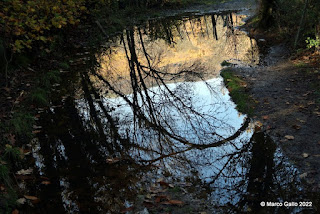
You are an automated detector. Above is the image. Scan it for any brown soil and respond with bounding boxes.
[229,33,320,192]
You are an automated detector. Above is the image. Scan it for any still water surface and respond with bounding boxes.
[29,10,314,213]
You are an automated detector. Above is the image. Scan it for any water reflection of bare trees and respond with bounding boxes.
[34,12,307,213]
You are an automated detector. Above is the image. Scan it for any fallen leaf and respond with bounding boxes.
[12,209,19,214]
[0,184,5,191]
[0,160,7,165]
[155,195,168,203]
[299,172,308,179]
[159,181,169,187]
[32,130,41,134]
[169,184,174,188]
[156,178,164,183]
[262,115,269,120]
[143,200,154,207]
[32,125,42,129]
[16,198,26,205]
[302,153,309,158]
[16,168,33,175]
[120,206,134,213]
[41,181,51,185]
[106,158,120,164]
[296,119,306,123]
[292,124,301,130]
[284,135,295,140]
[24,195,38,200]
[23,149,31,155]
[162,200,184,205]
[314,111,320,116]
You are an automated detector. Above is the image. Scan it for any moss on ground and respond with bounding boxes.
[220,68,255,115]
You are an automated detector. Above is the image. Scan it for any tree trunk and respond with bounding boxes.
[259,0,276,28]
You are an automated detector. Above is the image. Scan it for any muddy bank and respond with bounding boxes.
[226,37,320,199]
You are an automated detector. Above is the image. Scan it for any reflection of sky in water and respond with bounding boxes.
[74,74,304,212]
[76,75,254,205]
[107,77,246,139]
[30,11,311,213]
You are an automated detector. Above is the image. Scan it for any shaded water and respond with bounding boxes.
[27,11,315,213]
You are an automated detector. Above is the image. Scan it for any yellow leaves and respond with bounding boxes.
[2,0,86,53]
[14,40,23,52]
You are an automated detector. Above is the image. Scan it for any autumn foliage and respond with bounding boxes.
[0,0,186,53]
[0,0,87,52]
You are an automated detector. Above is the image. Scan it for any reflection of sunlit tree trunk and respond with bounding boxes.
[198,18,205,37]
[182,21,190,41]
[204,16,210,37]
[189,17,196,37]
[175,24,183,40]
[211,14,218,40]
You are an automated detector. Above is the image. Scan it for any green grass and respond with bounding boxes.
[42,70,61,86]
[28,70,61,106]
[221,69,254,115]
[10,112,34,138]
[0,164,9,185]
[0,162,17,214]
[4,145,22,164]
[29,88,48,106]
[294,62,308,68]
[58,62,70,70]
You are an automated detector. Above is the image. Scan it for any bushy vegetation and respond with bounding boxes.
[259,0,320,49]
[0,0,86,53]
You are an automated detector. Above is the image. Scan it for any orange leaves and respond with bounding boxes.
[24,195,39,201]
[12,209,19,214]
[161,200,184,205]
[41,180,51,185]
[140,178,185,209]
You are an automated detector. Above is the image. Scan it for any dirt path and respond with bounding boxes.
[229,41,320,192]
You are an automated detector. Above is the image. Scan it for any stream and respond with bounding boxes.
[25,9,315,214]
